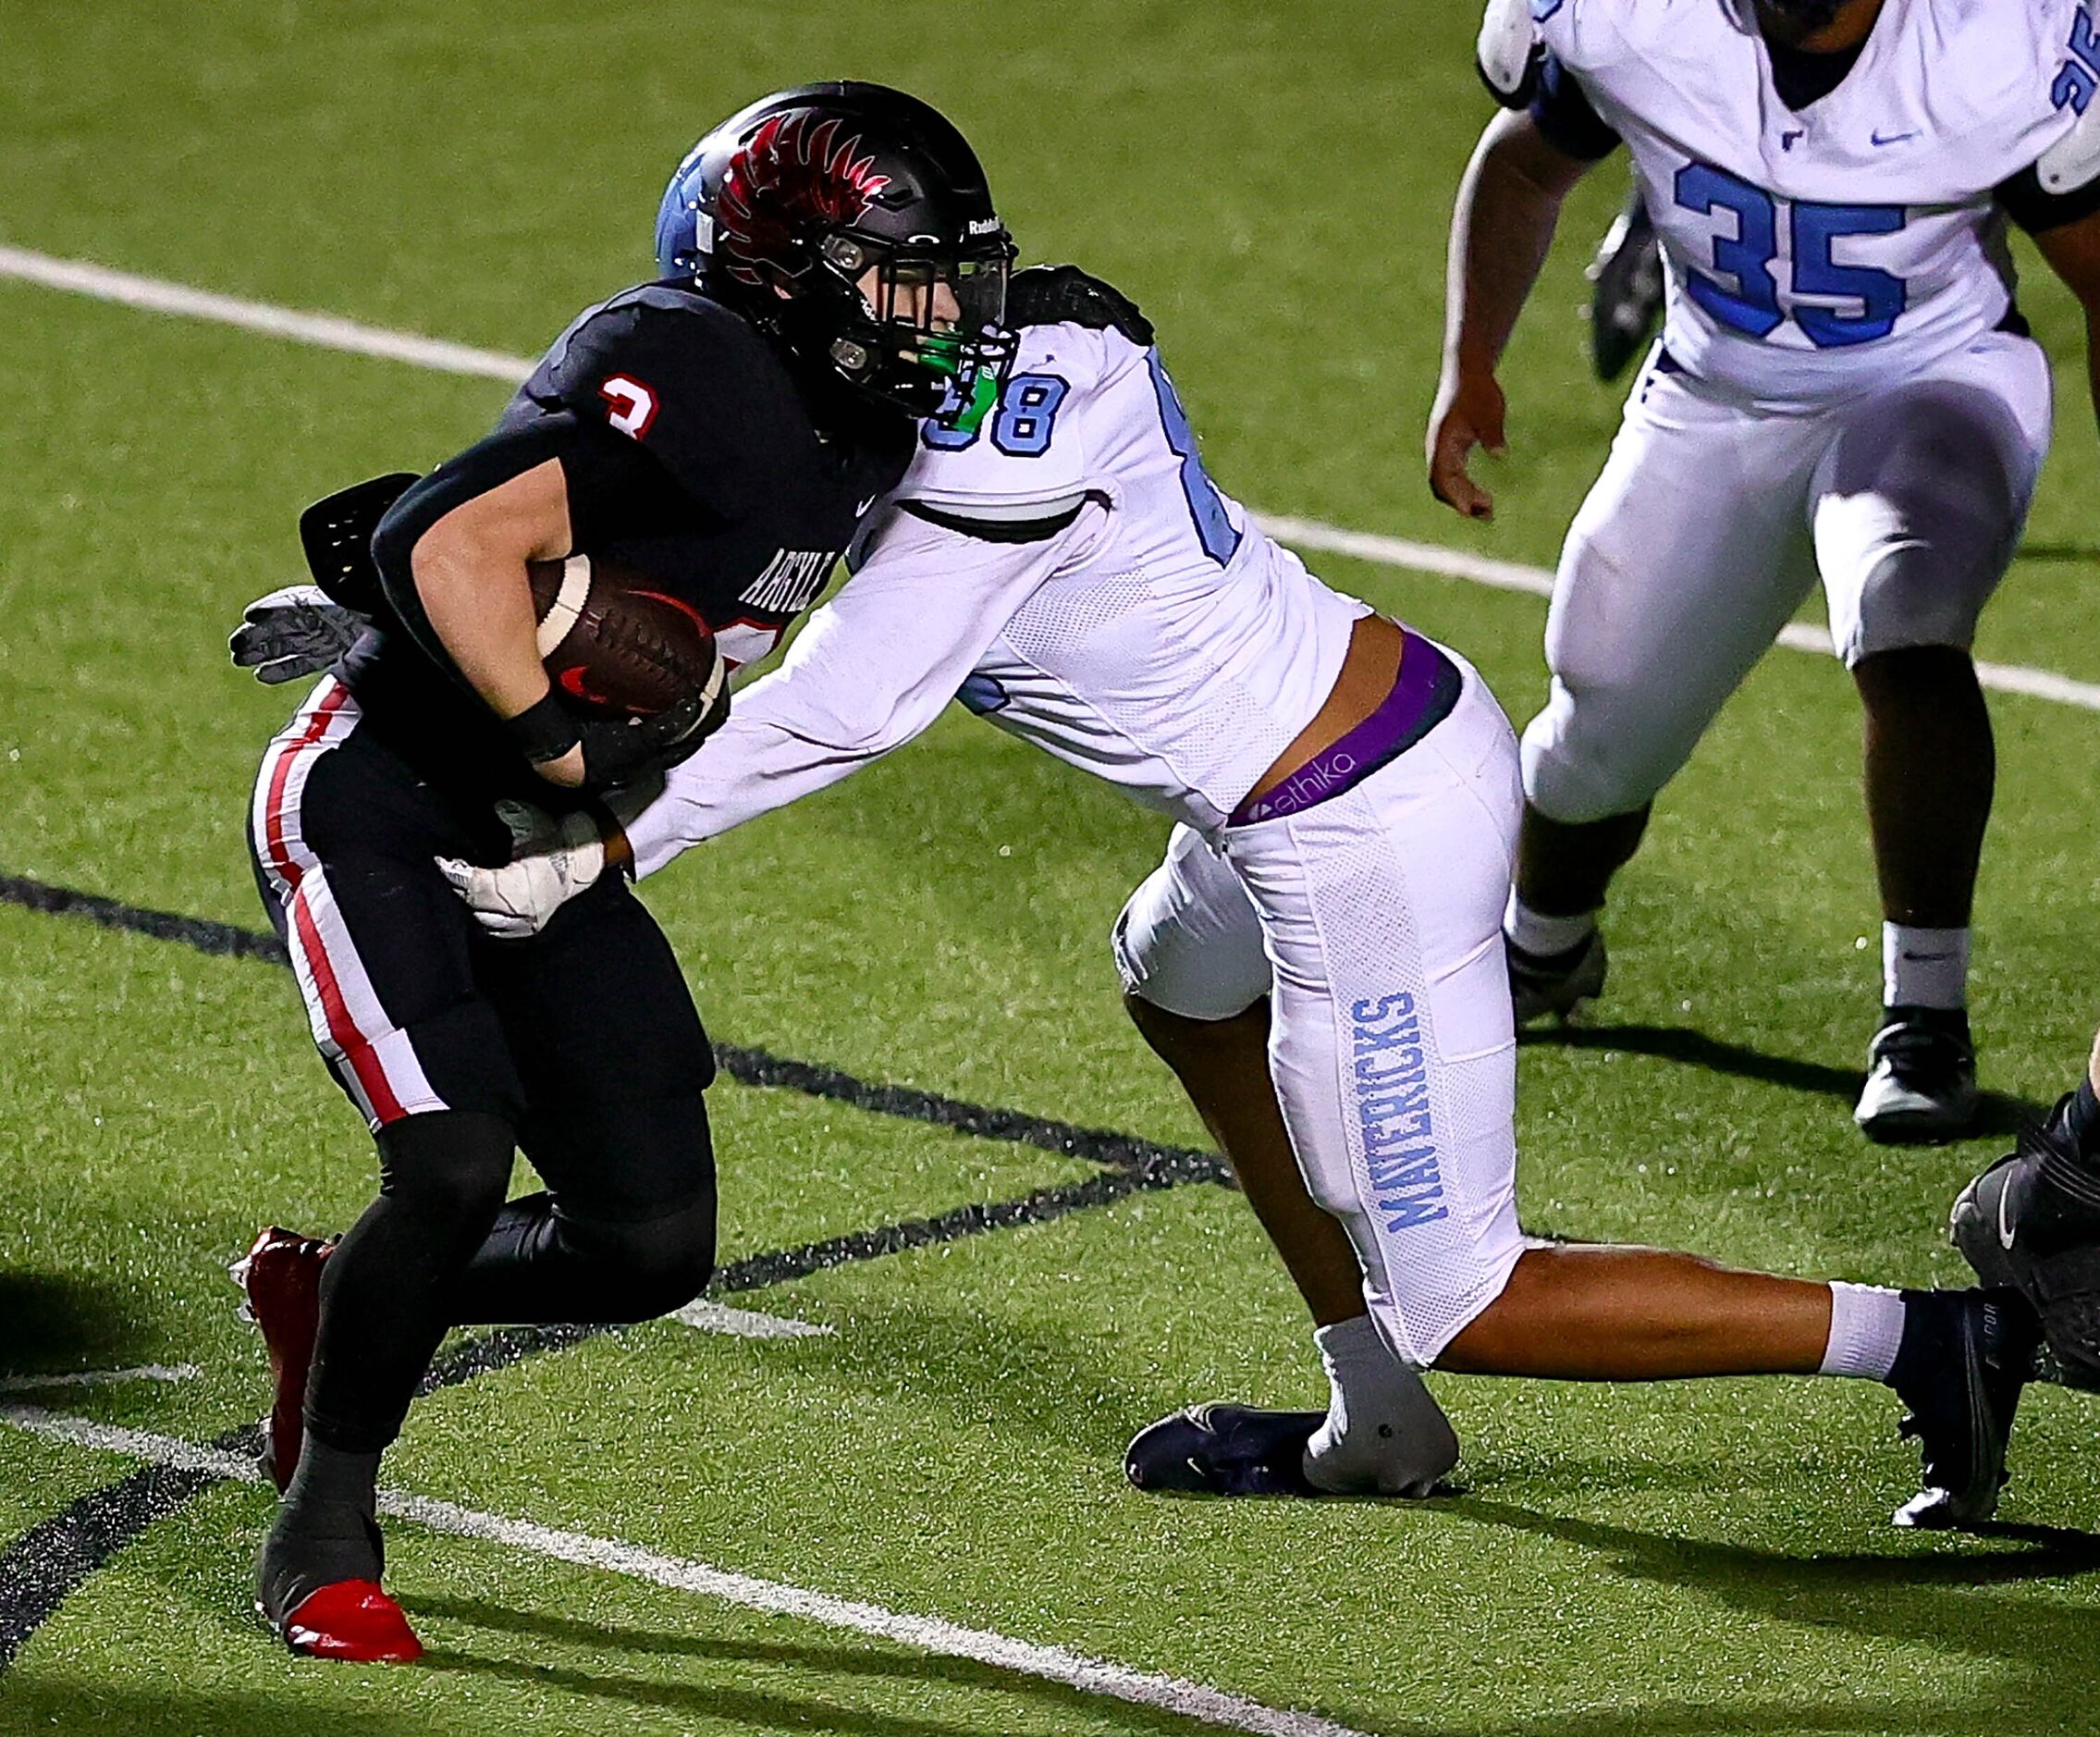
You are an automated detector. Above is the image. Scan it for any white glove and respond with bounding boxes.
[436,799,608,941]
[228,585,367,684]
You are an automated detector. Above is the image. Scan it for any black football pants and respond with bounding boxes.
[249,679,717,1454]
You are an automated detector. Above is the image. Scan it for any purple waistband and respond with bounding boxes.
[1228,630,1461,827]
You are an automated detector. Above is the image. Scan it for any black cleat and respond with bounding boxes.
[1586,193,1664,382]
[1507,930,1607,1026]
[1855,1006,1978,1144]
[1124,1404,1322,1497]
[1888,1289,2038,1530]
[1950,1097,2100,1391]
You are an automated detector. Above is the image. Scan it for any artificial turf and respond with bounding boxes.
[3,5,2099,1733]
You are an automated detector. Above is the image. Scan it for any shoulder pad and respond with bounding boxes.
[301,472,420,610]
[2042,96,2100,196]
[1478,0,1545,107]
[1007,265,1154,345]
[538,283,752,388]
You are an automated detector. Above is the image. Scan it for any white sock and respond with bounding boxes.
[1817,1280,1906,1381]
[1504,891,1597,959]
[1302,1314,1459,1495]
[1883,923,1970,1011]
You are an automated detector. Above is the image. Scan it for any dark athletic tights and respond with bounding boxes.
[302,1110,716,1455]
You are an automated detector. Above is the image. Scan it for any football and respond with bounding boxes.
[525,553,718,719]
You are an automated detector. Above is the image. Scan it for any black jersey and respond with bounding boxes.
[345,283,915,806]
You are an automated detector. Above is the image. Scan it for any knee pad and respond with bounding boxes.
[375,1109,515,1229]
[1519,680,1679,825]
[560,1196,718,1322]
[1111,836,1269,1023]
[1836,552,1997,665]
[1815,380,2030,666]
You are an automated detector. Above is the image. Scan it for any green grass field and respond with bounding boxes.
[4,4,2100,1733]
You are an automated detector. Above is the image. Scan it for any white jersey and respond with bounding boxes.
[622,319,1369,876]
[1543,0,2085,408]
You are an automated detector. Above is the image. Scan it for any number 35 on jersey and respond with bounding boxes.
[1674,161,1907,349]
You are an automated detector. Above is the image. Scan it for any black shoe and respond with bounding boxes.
[1855,1006,1978,1144]
[1950,1097,2100,1391]
[1507,930,1607,1026]
[1586,195,1664,382]
[1888,1288,2038,1530]
[1124,1404,1321,1497]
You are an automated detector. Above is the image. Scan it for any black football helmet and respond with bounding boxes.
[655,81,1015,427]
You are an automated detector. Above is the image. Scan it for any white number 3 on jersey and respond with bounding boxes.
[598,374,659,438]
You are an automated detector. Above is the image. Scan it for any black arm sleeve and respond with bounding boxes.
[1529,53,1621,163]
[901,499,1087,544]
[1996,162,2100,235]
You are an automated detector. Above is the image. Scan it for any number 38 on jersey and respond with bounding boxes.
[917,351,1242,569]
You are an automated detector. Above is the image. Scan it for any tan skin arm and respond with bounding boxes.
[410,456,589,788]
[2031,204,2100,437]
[417,266,958,808]
[1426,109,1597,521]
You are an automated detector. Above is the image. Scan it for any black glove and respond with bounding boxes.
[505,680,730,792]
[1006,265,1155,345]
[228,585,368,684]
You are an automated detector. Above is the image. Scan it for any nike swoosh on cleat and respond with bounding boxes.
[1998,1179,2018,1252]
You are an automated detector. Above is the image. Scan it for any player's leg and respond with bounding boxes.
[245,684,530,1657]
[448,872,718,1326]
[1233,650,2037,1526]
[1509,366,1820,1019]
[1115,826,1460,1496]
[1811,333,2052,1140]
[1953,1021,2100,1387]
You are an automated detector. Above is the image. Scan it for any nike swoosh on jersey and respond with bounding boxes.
[1871,129,1919,147]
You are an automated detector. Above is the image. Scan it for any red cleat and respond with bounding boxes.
[274,1579,424,1663]
[231,1226,336,1493]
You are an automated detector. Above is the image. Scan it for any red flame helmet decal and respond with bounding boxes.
[714,109,892,289]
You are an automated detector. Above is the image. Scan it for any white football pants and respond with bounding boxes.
[1523,330,2052,823]
[1114,651,1529,1366]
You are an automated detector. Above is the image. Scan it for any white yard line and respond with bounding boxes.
[0,1404,1373,1737]
[0,1364,199,1393]
[7,242,2098,717]
[1251,515,1556,601]
[1257,514,2100,713]
[0,246,529,381]
[671,1299,834,1339]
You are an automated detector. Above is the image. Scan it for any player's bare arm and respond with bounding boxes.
[2032,207,2100,434]
[406,459,583,784]
[1428,110,1593,521]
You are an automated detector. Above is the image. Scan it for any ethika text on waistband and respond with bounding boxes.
[1227,631,1461,828]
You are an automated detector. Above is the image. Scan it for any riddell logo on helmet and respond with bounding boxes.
[718,111,892,288]
[968,217,1002,235]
